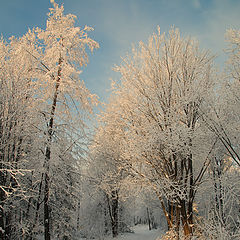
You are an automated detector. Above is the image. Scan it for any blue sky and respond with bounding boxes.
[0,0,240,103]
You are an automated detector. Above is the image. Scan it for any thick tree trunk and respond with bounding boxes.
[156,194,172,230]
[180,200,191,238]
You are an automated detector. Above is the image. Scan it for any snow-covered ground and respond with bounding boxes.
[105,225,164,240]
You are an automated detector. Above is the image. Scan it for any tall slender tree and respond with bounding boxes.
[14,1,99,239]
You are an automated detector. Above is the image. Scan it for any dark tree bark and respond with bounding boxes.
[187,154,194,235]
[146,207,152,230]
[107,190,119,238]
[43,57,62,240]
[111,190,119,238]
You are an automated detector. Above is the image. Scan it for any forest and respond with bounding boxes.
[0,1,240,240]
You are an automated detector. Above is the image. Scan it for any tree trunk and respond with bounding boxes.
[76,200,80,230]
[169,201,175,228]
[188,154,194,235]
[156,194,173,230]
[43,56,62,240]
[28,173,44,240]
[111,190,119,238]
[0,177,5,240]
[107,190,119,238]
[0,165,6,240]
[44,147,51,240]
[147,207,152,230]
[175,205,180,240]
[180,200,191,238]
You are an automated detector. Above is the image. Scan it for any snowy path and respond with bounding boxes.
[106,225,163,240]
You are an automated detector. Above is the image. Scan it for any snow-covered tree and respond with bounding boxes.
[0,35,41,239]
[100,27,216,238]
[26,2,98,239]
[203,28,240,169]
[0,1,99,239]
[86,121,129,238]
